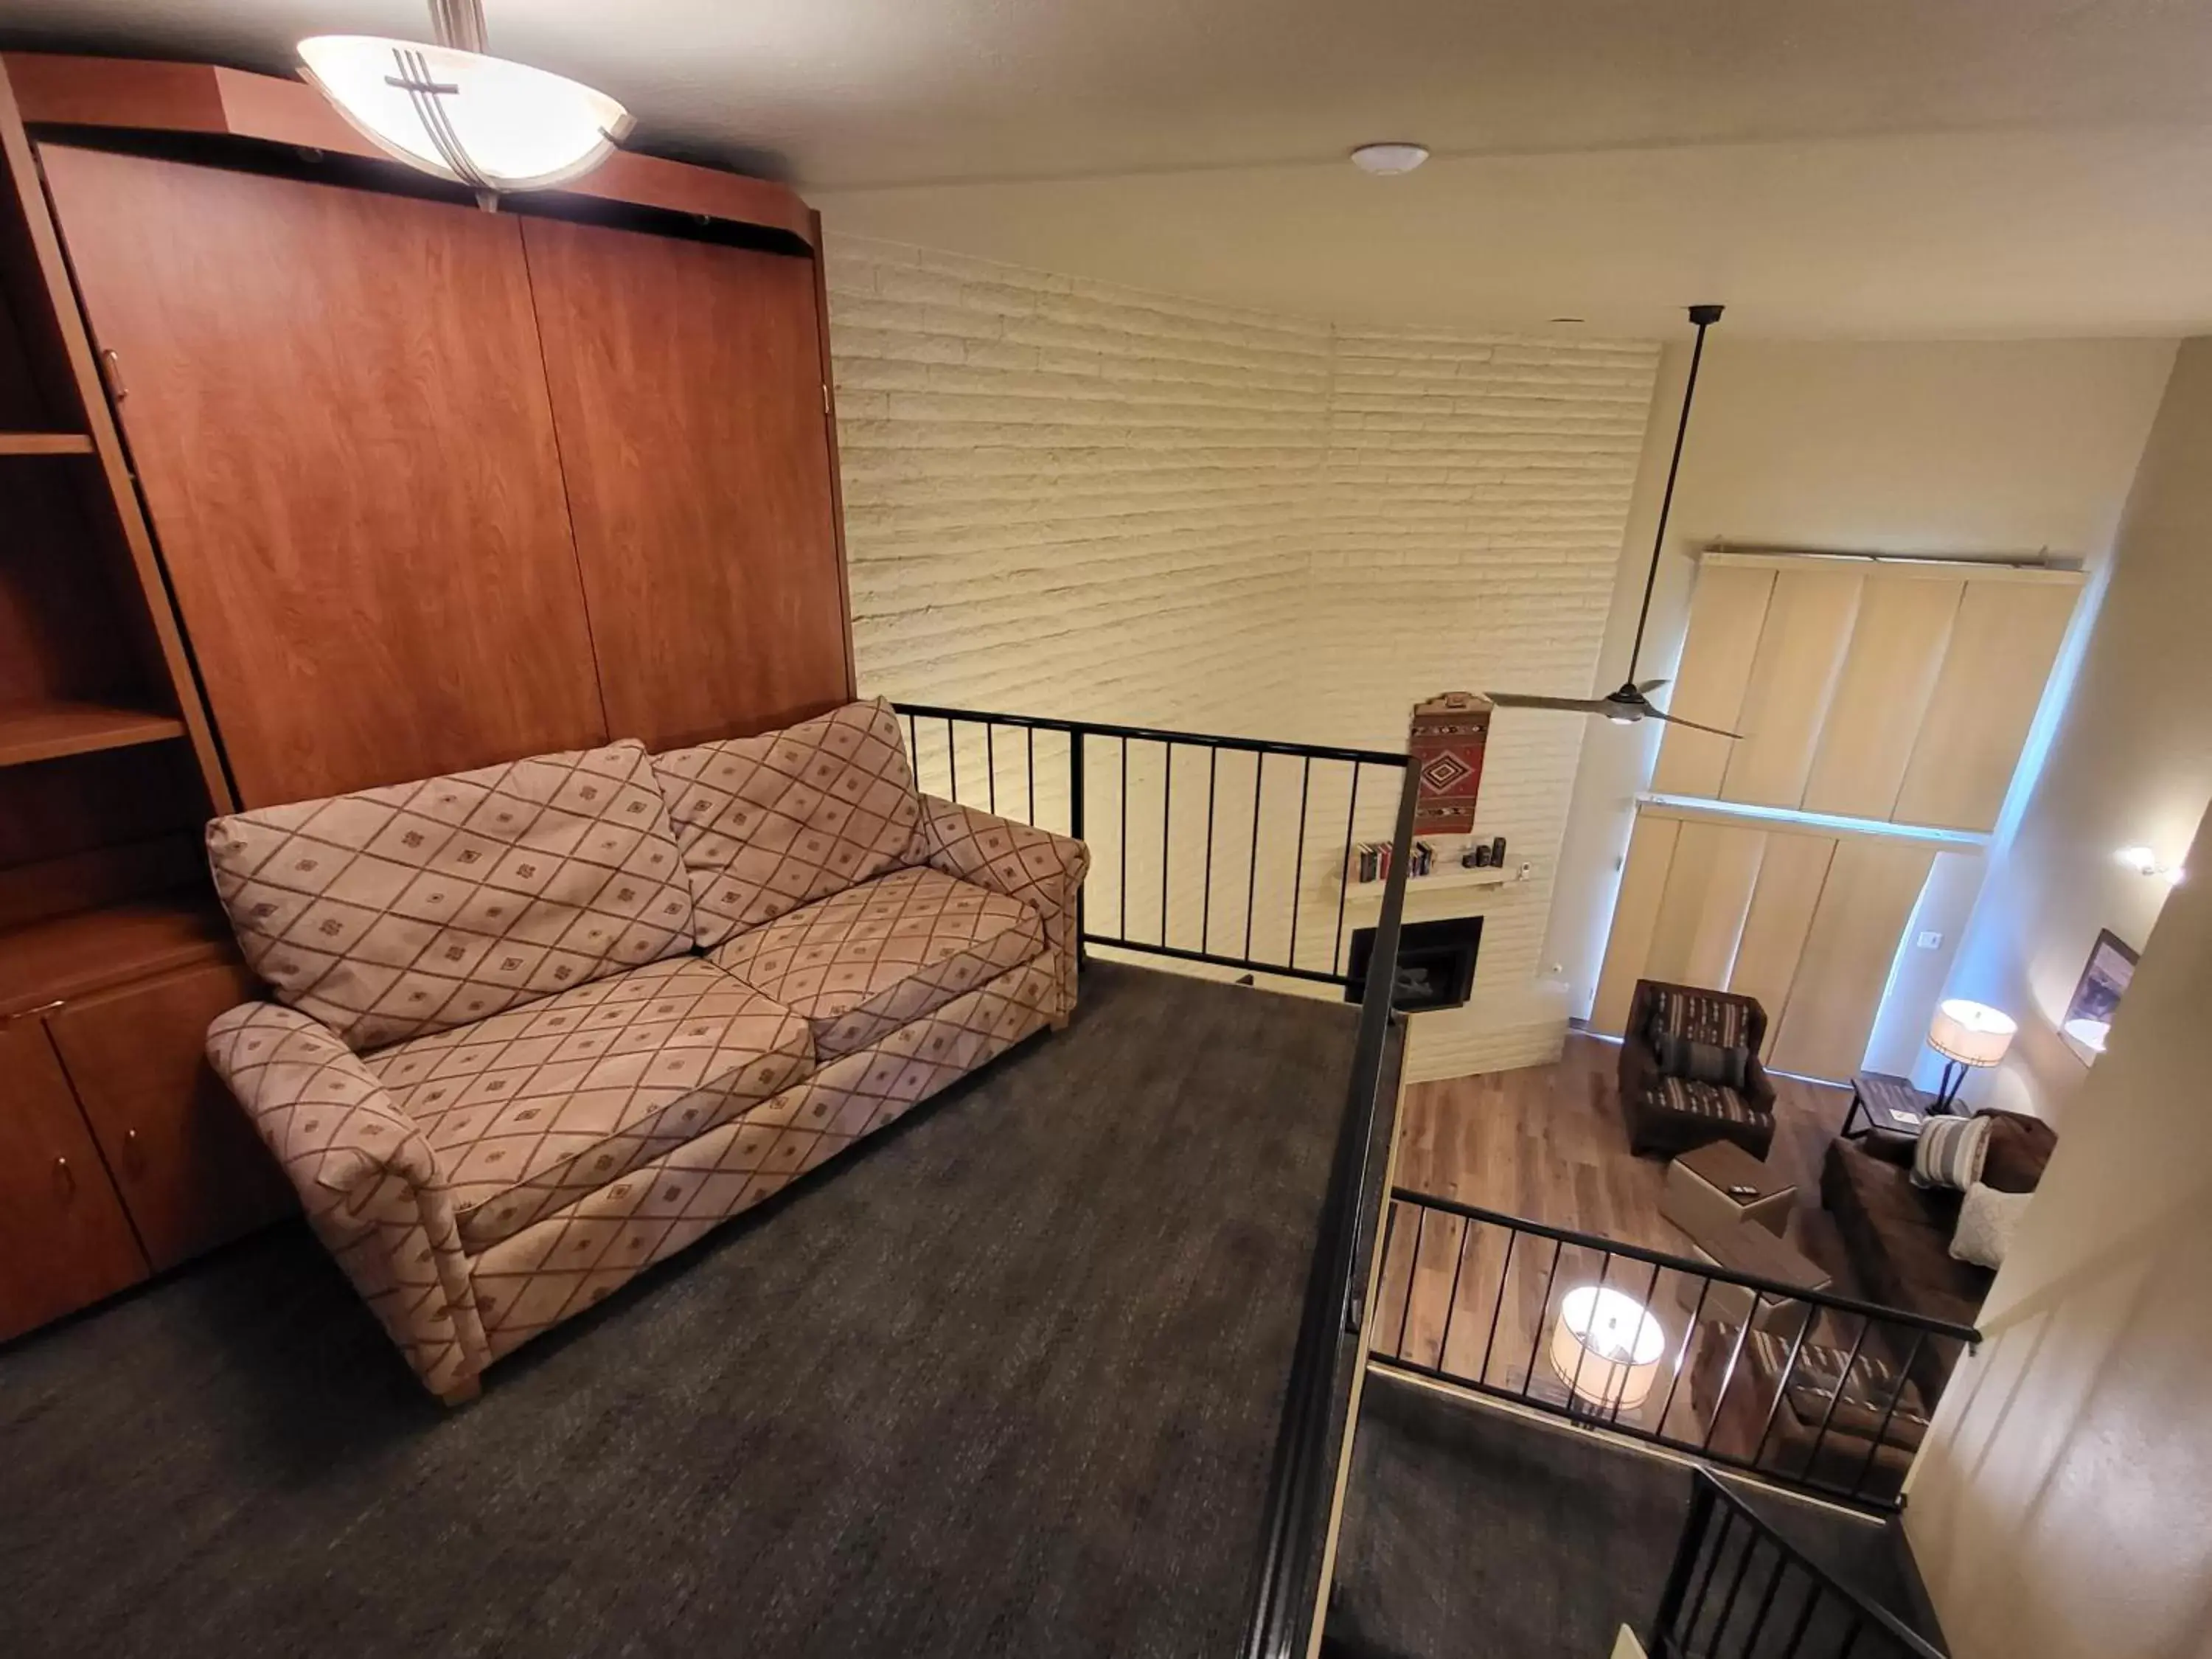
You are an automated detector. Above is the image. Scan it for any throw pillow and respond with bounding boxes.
[1975,1108,2058,1194]
[1655,1031,1750,1091]
[1913,1113,1992,1191]
[1950,1181,2031,1269]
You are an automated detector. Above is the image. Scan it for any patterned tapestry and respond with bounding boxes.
[1408,692,1491,835]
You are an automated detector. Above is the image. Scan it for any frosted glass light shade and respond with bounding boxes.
[1928,998,2017,1068]
[299,35,632,193]
[1549,1285,1666,1411]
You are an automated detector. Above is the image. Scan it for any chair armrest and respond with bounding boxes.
[1743,1052,1778,1114]
[919,795,1091,1018]
[206,1003,489,1394]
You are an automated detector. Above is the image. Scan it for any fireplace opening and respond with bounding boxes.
[1344,914,1482,1012]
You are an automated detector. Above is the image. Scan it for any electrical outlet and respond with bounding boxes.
[1916,930,1944,950]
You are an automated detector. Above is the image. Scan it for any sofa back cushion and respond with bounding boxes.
[652,698,927,950]
[1975,1107,2057,1193]
[207,740,696,1051]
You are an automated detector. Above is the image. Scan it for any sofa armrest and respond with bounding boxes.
[919,795,1091,1018]
[206,1003,489,1394]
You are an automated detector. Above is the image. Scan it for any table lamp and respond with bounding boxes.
[1549,1285,1665,1417]
[1927,998,2016,1113]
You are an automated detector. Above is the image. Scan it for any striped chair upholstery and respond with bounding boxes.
[1618,978,1776,1159]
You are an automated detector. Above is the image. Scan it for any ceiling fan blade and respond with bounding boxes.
[1488,692,1616,714]
[1649,706,1744,740]
[1635,678,1671,694]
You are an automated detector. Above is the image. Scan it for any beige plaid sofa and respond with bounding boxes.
[203,699,1087,1402]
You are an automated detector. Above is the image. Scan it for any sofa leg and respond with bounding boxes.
[1048,1012,1070,1032]
[437,1377,482,1408]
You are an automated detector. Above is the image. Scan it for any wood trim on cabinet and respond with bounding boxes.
[4,53,818,249]
[810,207,858,701]
[0,59,234,810]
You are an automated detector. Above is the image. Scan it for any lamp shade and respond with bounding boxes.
[1928,998,2017,1068]
[299,35,633,194]
[1548,1285,1666,1411]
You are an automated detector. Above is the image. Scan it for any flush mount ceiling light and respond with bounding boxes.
[300,0,632,205]
[1349,142,1430,175]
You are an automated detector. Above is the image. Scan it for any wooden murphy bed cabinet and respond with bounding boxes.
[0,53,857,1339]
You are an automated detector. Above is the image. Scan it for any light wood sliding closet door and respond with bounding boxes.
[523,218,852,751]
[1891,580,2079,831]
[1654,554,2083,832]
[40,147,605,805]
[1764,838,1935,1079]
[1592,811,1939,1079]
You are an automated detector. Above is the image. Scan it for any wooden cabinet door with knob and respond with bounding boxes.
[0,1014,147,1340]
[46,962,293,1272]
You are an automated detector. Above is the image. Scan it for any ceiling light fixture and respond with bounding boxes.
[1349,142,1430,176]
[300,0,632,207]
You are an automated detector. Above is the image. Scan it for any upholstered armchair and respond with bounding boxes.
[1618,978,1777,1159]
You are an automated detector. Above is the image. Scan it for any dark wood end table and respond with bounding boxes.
[1844,1071,1935,1140]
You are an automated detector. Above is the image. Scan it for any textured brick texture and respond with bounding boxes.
[827,235,1658,1071]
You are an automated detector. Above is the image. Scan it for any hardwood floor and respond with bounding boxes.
[1391,1032,1855,1276]
[1368,1032,1862,1449]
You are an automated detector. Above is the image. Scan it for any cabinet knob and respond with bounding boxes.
[100,347,128,402]
[53,1155,75,1198]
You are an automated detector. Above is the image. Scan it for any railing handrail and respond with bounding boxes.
[1240,762,1419,1659]
[1655,1471,1950,1658]
[1389,1187,1983,1344]
[891,700,1411,770]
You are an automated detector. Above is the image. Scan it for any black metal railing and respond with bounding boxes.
[894,703,1410,987]
[1367,1193,1980,1512]
[1241,761,1419,1659]
[1649,1470,1947,1657]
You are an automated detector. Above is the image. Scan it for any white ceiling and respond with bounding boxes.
[7,0,2212,335]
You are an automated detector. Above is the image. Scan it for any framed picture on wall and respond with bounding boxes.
[2059,928,2139,1063]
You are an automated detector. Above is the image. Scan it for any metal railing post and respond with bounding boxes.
[1649,1470,1718,1655]
[1070,727,1086,967]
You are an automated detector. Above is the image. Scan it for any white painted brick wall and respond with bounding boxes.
[827,234,1658,1072]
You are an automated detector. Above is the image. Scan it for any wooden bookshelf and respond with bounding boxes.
[0,700,189,768]
[0,430,93,453]
[0,893,231,1017]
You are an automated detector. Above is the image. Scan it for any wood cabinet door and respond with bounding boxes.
[524,218,852,749]
[0,1014,147,1340]
[38,145,608,805]
[46,961,293,1272]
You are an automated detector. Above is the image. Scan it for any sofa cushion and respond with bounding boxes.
[653,698,928,950]
[1647,986,1755,1051]
[364,957,812,1251]
[1976,1107,2057,1193]
[209,740,696,1051]
[1641,1074,1767,1128]
[1823,1139,1989,1324]
[709,866,1046,1061]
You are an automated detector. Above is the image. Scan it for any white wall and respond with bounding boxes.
[1905,796,2212,1659]
[827,234,1656,1068]
[1542,338,2178,1040]
[1936,338,2212,1121]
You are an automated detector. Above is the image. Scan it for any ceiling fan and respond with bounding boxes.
[1489,303,1743,740]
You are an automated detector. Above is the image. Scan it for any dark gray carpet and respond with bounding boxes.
[0,961,1361,1659]
[1326,1372,1941,1659]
